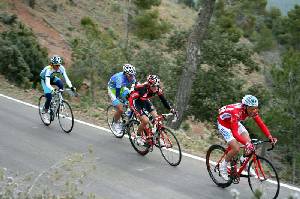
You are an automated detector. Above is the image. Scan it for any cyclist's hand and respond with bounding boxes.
[51,89,57,95]
[170,108,176,114]
[268,136,278,145]
[245,142,255,155]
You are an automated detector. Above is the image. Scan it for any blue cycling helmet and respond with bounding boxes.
[242,95,258,107]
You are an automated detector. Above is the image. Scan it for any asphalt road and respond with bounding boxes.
[0,94,298,199]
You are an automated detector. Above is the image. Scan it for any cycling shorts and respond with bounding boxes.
[133,99,155,116]
[217,122,248,143]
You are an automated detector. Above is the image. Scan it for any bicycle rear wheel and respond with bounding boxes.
[206,145,233,188]
[248,156,280,199]
[58,100,74,133]
[128,120,150,156]
[38,95,51,126]
[158,128,182,166]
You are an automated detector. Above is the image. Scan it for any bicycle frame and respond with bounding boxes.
[223,140,272,181]
[140,113,174,148]
[50,91,64,118]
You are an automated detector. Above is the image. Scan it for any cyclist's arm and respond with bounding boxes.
[253,115,271,138]
[230,114,248,145]
[61,66,73,88]
[115,76,123,98]
[128,91,140,115]
[45,69,54,91]
[158,92,171,110]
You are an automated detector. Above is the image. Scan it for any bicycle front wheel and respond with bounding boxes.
[158,128,182,166]
[38,95,51,126]
[206,145,233,188]
[248,156,280,199]
[58,100,74,133]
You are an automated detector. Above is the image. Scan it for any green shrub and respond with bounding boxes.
[0,13,17,25]
[2,23,48,87]
[0,39,31,87]
[133,0,161,9]
[133,10,171,40]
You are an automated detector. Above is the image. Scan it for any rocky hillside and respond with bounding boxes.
[1,0,196,65]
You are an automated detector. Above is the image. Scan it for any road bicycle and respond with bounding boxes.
[127,112,182,166]
[38,89,76,133]
[106,102,136,138]
[206,139,280,199]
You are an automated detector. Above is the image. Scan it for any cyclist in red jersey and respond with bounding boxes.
[217,95,277,180]
[128,75,176,143]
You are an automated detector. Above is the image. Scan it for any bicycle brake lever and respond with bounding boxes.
[267,144,275,151]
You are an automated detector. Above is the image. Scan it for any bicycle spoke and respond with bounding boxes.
[38,95,51,126]
[158,128,182,166]
[206,145,232,188]
[248,156,280,199]
[58,101,74,133]
[106,105,125,138]
[128,120,150,156]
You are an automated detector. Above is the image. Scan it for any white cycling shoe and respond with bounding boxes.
[219,160,229,181]
[112,122,123,136]
[42,112,50,124]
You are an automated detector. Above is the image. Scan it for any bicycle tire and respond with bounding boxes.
[128,120,150,156]
[106,105,125,138]
[158,128,182,166]
[248,155,280,199]
[58,100,74,133]
[38,95,51,126]
[206,145,233,188]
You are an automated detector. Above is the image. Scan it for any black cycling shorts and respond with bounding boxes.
[133,99,155,115]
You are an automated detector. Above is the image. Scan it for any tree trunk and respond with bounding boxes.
[124,0,131,61]
[171,0,216,129]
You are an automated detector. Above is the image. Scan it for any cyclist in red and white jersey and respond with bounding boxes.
[128,75,176,141]
[217,95,277,180]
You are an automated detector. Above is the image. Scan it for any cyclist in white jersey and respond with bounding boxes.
[40,55,75,124]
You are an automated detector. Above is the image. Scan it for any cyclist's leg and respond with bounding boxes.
[107,87,123,122]
[147,101,157,119]
[135,100,149,134]
[238,122,251,141]
[41,79,52,112]
[41,79,52,124]
[238,122,255,174]
[218,122,241,180]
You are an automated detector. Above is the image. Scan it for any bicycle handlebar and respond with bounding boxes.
[251,139,275,151]
[161,113,178,123]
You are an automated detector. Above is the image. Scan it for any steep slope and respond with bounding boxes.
[3,0,72,64]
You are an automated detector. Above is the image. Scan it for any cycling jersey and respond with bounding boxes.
[40,65,72,91]
[128,83,171,115]
[108,72,136,89]
[217,103,271,145]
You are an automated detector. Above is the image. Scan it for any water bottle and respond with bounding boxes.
[125,108,132,118]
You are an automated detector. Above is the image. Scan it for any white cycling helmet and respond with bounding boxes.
[123,64,136,75]
[242,95,258,107]
[147,74,160,86]
[50,55,62,65]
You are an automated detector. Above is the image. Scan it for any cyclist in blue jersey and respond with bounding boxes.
[40,55,76,124]
[108,64,136,136]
